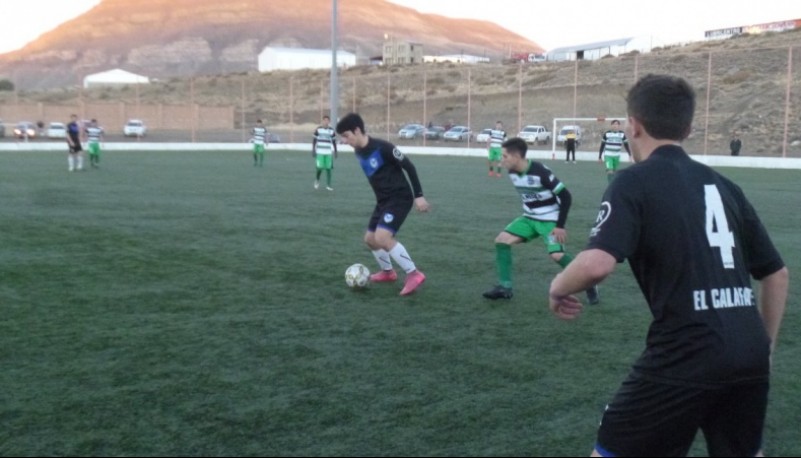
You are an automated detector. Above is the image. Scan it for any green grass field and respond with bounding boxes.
[1,149,799,456]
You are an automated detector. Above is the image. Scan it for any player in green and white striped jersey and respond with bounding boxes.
[599,120,631,183]
[487,121,507,177]
[251,119,268,167]
[85,119,104,169]
[312,115,338,190]
[483,137,599,304]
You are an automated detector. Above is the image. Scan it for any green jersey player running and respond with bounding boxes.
[598,119,631,182]
[483,137,599,304]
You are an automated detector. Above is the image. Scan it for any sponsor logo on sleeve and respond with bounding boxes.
[393,148,404,160]
[590,202,612,238]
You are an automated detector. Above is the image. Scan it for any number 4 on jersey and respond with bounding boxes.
[704,185,735,269]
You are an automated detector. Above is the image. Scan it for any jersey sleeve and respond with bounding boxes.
[385,144,424,197]
[735,187,785,279]
[537,163,565,194]
[586,171,641,262]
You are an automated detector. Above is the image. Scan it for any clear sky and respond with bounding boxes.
[0,0,798,54]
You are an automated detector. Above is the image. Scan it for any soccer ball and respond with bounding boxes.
[345,263,370,288]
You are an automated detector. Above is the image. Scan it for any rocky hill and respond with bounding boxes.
[0,0,540,90]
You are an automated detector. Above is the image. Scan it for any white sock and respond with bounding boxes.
[372,249,393,271]
[77,155,84,170]
[389,242,416,274]
[68,155,75,170]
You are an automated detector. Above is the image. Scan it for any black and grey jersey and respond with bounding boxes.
[354,137,423,203]
[587,145,785,387]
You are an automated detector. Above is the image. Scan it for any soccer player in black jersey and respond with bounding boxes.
[549,74,788,457]
[336,113,431,296]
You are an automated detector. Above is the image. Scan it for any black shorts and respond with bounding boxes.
[69,144,82,153]
[367,198,413,234]
[596,374,768,457]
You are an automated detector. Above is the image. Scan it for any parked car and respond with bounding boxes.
[46,122,67,139]
[397,123,425,139]
[475,128,493,143]
[517,125,551,145]
[443,126,472,142]
[556,125,582,145]
[267,132,281,143]
[123,119,147,137]
[13,122,37,139]
[423,126,446,140]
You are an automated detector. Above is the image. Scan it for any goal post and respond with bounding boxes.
[551,117,627,158]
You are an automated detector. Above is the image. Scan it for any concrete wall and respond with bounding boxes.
[2,142,800,170]
[0,103,234,130]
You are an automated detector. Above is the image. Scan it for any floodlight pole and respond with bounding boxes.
[330,0,339,123]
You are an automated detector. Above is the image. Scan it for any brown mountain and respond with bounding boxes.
[0,0,541,90]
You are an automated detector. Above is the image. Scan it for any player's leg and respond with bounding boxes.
[483,217,532,299]
[76,148,84,170]
[68,150,76,171]
[370,200,423,295]
[491,148,503,176]
[594,375,704,457]
[365,206,396,281]
[323,156,333,190]
[541,221,600,304]
[604,156,616,182]
[700,383,768,457]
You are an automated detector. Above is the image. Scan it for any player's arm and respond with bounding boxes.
[397,154,429,212]
[758,267,789,354]
[549,249,616,320]
[598,134,606,160]
[332,133,338,158]
[312,132,317,157]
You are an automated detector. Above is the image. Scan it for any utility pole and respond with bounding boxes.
[330,0,339,123]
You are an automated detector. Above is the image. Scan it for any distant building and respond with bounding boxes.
[705,18,801,40]
[83,68,150,89]
[423,54,490,64]
[548,37,660,62]
[383,40,424,65]
[258,47,356,72]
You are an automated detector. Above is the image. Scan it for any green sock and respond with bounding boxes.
[496,243,513,288]
[557,253,574,268]
[326,169,332,186]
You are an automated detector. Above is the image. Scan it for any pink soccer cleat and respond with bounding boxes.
[370,269,398,283]
[400,270,426,296]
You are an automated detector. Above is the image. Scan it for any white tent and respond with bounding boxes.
[258,47,355,72]
[83,69,150,89]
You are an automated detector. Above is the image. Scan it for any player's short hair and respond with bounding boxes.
[323,115,330,121]
[256,119,262,124]
[496,120,503,125]
[91,118,97,123]
[627,74,695,141]
[611,119,620,125]
[502,137,528,157]
[336,113,365,135]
